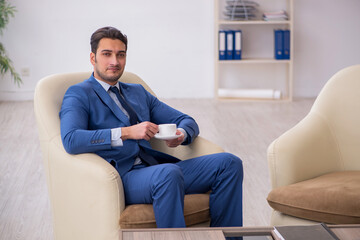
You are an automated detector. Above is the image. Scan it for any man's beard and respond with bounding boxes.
[94,67,122,83]
[94,56,123,83]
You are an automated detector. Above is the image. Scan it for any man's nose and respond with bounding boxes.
[109,55,119,65]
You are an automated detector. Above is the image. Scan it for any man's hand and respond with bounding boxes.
[121,121,158,141]
[165,129,184,148]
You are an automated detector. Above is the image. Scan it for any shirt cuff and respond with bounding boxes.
[111,127,123,147]
[178,128,188,143]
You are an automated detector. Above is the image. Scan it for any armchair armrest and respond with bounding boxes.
[150,136,224,160]
[46,136,124,240]
[268,112,343,189]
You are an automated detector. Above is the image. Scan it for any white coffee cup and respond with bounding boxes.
[157,124,177,137]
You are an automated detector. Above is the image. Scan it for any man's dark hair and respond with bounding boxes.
[90,26,128,53]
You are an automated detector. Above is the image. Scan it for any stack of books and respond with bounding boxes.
[223,0,259,21]
[263,10,288,21]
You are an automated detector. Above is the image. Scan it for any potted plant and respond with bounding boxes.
[0,0,21,86]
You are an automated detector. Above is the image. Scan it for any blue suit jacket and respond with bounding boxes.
[59,74,199,177]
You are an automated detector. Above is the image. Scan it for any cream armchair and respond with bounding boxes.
[34,71,224,240]
[267,64,360,226]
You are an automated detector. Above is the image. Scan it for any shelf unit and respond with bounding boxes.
[214,0,294,100]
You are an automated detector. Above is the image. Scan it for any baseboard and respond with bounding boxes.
[0,89,35,101]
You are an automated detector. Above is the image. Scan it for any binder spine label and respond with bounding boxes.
[226,30,234,60]
[234,30,242,60]
[219,30,226,60]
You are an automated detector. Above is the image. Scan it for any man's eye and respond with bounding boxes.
[118,53,126,58]
[103,53,111,56]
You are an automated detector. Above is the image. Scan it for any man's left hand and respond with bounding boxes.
[165,129,184,148]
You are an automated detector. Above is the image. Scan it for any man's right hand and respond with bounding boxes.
[121,121,159,141]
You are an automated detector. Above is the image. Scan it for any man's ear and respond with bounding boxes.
[90,52,96,66]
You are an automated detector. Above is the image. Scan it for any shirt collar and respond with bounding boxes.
[94,77,120,92]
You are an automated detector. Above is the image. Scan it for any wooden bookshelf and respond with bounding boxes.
[214,0,294,101]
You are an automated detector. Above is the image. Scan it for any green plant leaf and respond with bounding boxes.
[0,0,22,86]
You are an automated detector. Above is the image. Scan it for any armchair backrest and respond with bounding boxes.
[310,64,360,170]
[268,65,360,189]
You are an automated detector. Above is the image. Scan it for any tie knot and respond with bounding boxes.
[110,86,119,94]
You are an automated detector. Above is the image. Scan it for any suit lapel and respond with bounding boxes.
[88,77,130,125]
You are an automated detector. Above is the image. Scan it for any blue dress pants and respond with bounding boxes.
[122,152,243,228]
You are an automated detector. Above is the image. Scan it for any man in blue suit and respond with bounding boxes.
[60,26,243,228]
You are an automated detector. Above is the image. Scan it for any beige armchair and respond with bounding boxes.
[267,64,360,226]
[34,71,224,240]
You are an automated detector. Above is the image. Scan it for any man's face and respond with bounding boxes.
[90,38,127,85]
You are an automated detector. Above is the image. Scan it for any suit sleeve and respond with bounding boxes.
[144,89,200,145]
[59,85,112,154]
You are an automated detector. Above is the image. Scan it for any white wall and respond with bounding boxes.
[293,0,360,97]
[0,0,359,101]
[0,0,215,100]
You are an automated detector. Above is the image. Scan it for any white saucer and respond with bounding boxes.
[154,134,179,140]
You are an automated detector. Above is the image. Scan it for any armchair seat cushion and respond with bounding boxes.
[267,171,360,224]
[120,193,210,228]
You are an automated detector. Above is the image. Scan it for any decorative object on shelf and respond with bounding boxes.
[0,0,22,86]
[263,10,288,21]
[224,0,259,21]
